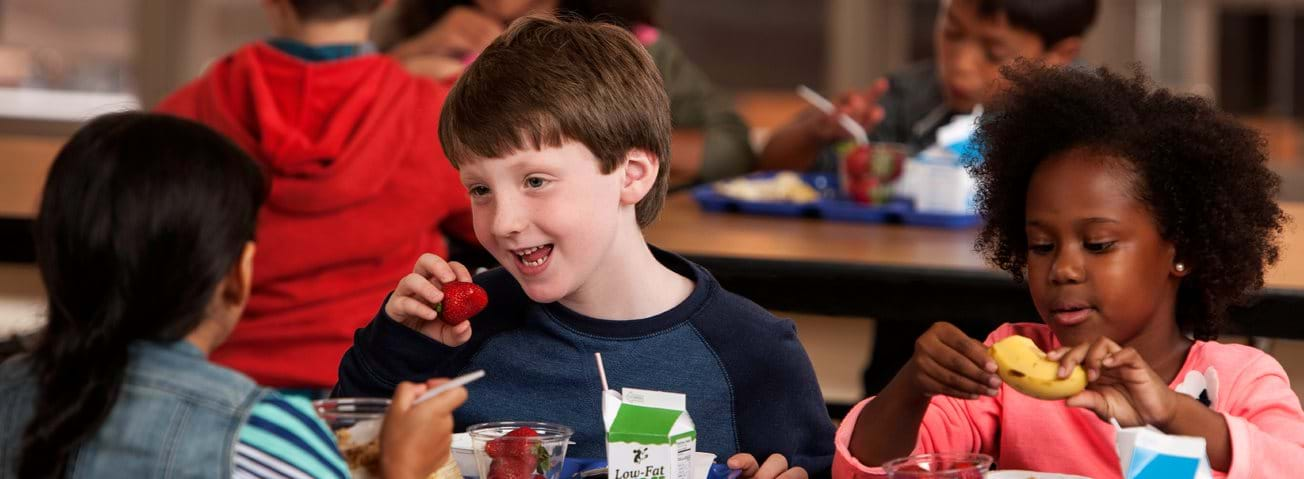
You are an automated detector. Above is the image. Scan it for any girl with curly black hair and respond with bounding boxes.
[831,64,1304,478]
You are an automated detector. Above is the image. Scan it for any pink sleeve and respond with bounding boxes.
[1219,354,1304,479]
[833,394,1001,479]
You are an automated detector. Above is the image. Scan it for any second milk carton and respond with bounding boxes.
[603,388,696,479]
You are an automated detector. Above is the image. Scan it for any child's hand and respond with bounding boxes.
[1048,337,1180,427]
[386,253,475,346]
[727,453,807,479]
[805,78,889,142]
[391,6,502,61]
[901,322,1001,399]
[380,379,468,479]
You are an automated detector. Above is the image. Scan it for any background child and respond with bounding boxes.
[834,63,1304,478]
[0,112,465,479]
[376,0,756,185]
[761,0,1100,399]
[335,16,833,479]
[156,0,478,392]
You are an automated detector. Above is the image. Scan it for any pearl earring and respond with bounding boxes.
[1175,263,1186,272]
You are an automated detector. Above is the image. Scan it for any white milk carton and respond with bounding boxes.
[603,388,696,479]
[1114,420,1213,479]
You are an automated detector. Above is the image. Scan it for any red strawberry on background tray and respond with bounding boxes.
[845,145,870,176]
[438,281,488,325]
[486,427,550,479]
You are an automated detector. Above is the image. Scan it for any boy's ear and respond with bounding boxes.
[619,149,660,207]
[1043,36,1084,66]
[262,0,298,34]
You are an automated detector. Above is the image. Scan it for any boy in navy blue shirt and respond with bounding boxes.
[335,15,834,479]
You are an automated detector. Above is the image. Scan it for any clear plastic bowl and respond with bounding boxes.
[313,397,391,429]
[467,421,574,479]
[882,452,993,479]
[314,398,390,478]
[313,397,464,479]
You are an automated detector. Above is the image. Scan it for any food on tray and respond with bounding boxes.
[989,335,1087,400]
[714,172,820,204]
[335,419,383,477]
[333,418,462,479]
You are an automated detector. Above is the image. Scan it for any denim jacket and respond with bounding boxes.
[0,340,268,478]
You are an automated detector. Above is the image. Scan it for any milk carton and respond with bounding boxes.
[1114,420,1213,479]
[603,388,696,479]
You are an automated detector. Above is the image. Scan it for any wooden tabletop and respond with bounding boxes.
[0,134,60,219]
[645,193,1304,292]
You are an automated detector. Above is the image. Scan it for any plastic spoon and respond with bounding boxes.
[796,85,870,145]
[414,369,486,405]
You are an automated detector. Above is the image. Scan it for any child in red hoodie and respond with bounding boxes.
[157,0,476,391]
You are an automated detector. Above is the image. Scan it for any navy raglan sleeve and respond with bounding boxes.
[694,296,837,478]
[334,269,528,398]
[332,300,471,398]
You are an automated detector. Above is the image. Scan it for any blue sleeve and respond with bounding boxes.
[332,300,467,398]
[236,393,349,479]
[334,270,530,398]
[693,296,837,478]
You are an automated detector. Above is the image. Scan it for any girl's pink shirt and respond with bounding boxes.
[834,323,1304,479]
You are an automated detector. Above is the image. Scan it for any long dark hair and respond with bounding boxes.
[18,112,267,478]
[386,0,659,51]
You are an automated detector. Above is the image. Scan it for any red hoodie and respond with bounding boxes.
[158,42,475,388]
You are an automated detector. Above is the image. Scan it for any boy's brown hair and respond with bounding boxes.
[438,15,673,228]
[288,0,383,21]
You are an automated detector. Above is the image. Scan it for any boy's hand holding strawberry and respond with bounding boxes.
[386,253,488,346]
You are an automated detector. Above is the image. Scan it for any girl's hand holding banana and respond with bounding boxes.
[902,322,1003,400]
[1046,336,1181,428]
[988,335,1087,400]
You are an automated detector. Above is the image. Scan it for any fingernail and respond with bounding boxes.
[988,376,1001,388]
[985,361,997,372]
[1059,366,1066,377]
[1103,357,1114,366]
[987,388,999,397]
[1088,370,1099,381]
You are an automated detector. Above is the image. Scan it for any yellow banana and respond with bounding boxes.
[988,335,1087,400]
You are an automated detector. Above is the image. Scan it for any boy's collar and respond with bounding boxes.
[543,246,710,338]
[266,37,376,62]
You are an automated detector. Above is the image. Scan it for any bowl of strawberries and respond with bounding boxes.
[468,421,574,479]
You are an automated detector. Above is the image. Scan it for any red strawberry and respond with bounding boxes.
[505,427,539,438]
[438,281,488,325]
[485,437,528,458]
[485,428,540,458]
[849,178,873,204]
[485,438,532,458]
[844,145,870,176]
[488,456,537,479]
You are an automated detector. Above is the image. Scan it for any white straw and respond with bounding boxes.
[595,352,609,392]
[413,369,486,405]
[796,85,869,146]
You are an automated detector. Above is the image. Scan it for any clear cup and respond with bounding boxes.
[882,452,993,479]
[314,398,390,478]
[314,397,465,479]
[837,141,909,204]
[468,421,574,479]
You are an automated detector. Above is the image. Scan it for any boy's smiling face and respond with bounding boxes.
[458,141,635,304]
[1023,147,1186,348]
[935,0,1081,112]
